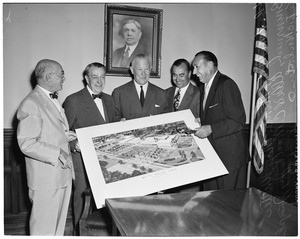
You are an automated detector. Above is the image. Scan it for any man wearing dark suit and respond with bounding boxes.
[166,58,200,118]
[17,59,75,235]
[112,54,168,121]
[192,51,249,190]
[63,62,115,235]
[112,19,151,68]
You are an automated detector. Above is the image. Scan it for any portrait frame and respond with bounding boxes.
[76,110,228,208]
[104,4,163,78]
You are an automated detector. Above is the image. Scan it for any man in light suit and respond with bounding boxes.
[17,59,76,235]
[192,51,249,190]
[112,20,151,68]
[166,58,200,118]
[63,62,116,235]
[112,54,168,121]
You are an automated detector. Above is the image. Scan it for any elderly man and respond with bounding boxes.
[112,19,151,68]
[17,59,75,235]
[63,62,116,235]
[166,58,200,118]
[112,54,168,121]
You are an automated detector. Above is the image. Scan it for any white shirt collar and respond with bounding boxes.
[175,82,190,97]
[87,85,100,97]
[205,70,218,92]
[134,81,148,95]
[37,85,53,100]
[126,44,138,57]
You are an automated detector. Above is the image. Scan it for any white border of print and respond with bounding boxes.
[76,109,228,208]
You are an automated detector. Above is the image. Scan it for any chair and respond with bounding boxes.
[78,188,113,236]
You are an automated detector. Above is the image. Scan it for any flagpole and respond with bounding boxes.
[246,72,258,188]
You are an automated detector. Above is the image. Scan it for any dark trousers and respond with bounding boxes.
[202,164,247,191]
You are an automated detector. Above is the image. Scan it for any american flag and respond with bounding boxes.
[252,3,269,174]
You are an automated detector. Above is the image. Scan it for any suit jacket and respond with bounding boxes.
[17,85,73,190]
[200,71,249,172]
[112,80,168,121]
[165,83,200,118]
[63,87,116,172]
[112,41,150,68]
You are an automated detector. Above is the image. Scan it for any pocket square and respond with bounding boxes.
[155,104,160,107]
[209,103,219,108]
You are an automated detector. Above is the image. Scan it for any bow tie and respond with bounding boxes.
[49,92,58,99]
[92,93,103,99]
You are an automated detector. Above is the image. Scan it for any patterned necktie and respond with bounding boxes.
[140,86,145,107]
[120,47,130,67]
[173,89,181,111]
[49,92,58,99]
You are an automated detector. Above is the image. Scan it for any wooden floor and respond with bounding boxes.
[4,208,74,236]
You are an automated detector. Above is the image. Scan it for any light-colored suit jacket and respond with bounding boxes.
[17,85,73,190]
[112,80,168,121]
[165,83,200,118]
[63,87,116,172]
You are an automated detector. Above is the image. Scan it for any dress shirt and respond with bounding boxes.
[37,85,68,133]
[134,81,148,100]
[37,85,62,113]
[203,70,218,108]
[125,44,138,57]
[87,86,106,121]
[174,82,190,106]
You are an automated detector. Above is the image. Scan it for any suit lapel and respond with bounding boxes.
[35,87,66,125]
[179,84,193,110]
[128,81,143,111]
[102,95,113,123]
[142,83,155,114]
[203,71,220,118]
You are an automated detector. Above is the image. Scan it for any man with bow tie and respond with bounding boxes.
[17,59,76,235]
[63,62,116,235]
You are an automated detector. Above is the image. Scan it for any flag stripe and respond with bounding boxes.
[252,3,269,174]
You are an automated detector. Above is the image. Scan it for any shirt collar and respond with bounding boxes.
[87,85,102,98]
[176,82,190,96]
[205,70,218,91]
[134,80,148,94]
[126,43,138,55]
[37,85,53,100]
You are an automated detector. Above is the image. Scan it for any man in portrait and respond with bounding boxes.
[112,19,151,68]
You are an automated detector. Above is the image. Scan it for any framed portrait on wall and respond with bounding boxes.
[104,4,163,78]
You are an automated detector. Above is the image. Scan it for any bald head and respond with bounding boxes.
[35,59,65,92]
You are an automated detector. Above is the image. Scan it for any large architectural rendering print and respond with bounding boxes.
[77,110,228,208]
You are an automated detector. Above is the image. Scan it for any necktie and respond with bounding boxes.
[120,47,130,67]
[173,89,181,111]
[49,92,58,99]
[203,84,209,108]
[92,93,103,100]
[140,86,145,107]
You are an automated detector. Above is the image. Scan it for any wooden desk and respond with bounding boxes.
[105,187,297,236]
